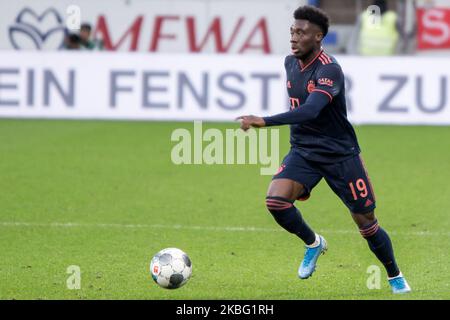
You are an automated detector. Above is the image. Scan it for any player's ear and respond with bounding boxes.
[316,32,324,42]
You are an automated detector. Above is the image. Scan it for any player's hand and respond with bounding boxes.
[235,115,266,131]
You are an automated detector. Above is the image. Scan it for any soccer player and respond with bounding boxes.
[236,5,410,294]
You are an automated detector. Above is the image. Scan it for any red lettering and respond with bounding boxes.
[239,18,271,54]
[149,16,180,51]
[94,15,143,51]
[186,17,244,53]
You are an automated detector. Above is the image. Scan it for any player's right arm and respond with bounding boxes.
[236,63,343,130]
[235,92,329,131]
[262,91,330,126]
[262,63,343,126]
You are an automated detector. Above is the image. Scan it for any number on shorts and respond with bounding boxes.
[349,179,368,200]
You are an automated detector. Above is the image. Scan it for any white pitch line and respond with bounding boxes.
[0,221,448,237]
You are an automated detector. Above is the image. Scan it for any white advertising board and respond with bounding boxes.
[0,0,300,54]
[0,51,449,125]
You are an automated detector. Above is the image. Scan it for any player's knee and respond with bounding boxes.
[359,219,380,238]
[265,196,294,214]
[267,179,306,201]
[354,211,380,238]
[351,210,376,229]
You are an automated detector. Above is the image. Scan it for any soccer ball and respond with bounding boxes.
[150,248,192,289]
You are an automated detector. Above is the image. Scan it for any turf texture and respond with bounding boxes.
[0,119,449,299]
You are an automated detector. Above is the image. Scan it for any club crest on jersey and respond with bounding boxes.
[287,80,292,88]
[307,80,315,93]
[318,77,334,87]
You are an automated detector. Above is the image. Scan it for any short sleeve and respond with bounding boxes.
[313,64,344,101]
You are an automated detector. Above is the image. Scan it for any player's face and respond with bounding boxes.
[290,19,322,59]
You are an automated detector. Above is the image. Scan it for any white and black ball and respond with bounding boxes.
[150,248,192,289]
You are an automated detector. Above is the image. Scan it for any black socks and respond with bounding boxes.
[360,220,400,278]
[266,196,316,245]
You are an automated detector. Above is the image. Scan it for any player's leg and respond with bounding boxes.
[352,210,410,293]
[321,155,410,293]
[266,150,325,279]
[266,178,327,279]
[351,210,400,278]
[266,178,316,245]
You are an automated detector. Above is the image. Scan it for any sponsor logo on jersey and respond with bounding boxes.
[318,77,334,87]
[289,97,300,109]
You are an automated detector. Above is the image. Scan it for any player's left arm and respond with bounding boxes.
[310,63,343,103]
[237,64,343,130]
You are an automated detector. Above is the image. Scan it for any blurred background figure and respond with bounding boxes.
[79,23,104,50]
[64,23,103,50]
[64,33,81,50]
[79,23,95,50]
[347,0,401,55]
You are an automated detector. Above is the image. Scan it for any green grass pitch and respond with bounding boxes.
[0,119,449,300]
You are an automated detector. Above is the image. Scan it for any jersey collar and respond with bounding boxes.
[299,48,323,72]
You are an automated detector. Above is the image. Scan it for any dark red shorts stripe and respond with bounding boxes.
[359,155,376,201]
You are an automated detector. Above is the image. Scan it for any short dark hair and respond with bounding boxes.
[294,5,330,37]
[68,33,81,43]
[80,23,92,32]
